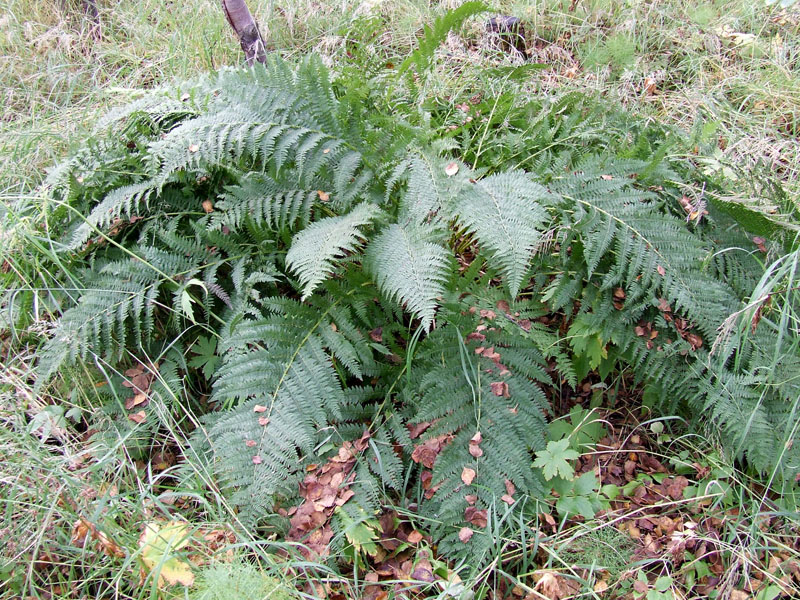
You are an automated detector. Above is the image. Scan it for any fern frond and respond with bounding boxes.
[399,298,550,559]
[455,171,551,297]
[366,223,451,331]
[400,2,489,75]
[286,203,382,300]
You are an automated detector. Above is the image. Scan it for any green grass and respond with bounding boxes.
[3,0,799,201]
[1,0,799,598]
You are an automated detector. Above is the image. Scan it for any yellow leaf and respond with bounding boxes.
[139,521,195,588]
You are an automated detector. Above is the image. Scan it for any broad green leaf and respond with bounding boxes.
[533,439,579,480]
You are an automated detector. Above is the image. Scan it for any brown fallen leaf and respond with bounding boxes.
[253,405,267,413]
[71,518,125,558]
[125,392,148,410]
[468,444,483,458]
[490,381,510,398]
[445,162,459,176]
[128,410,146,424]
[201,199,214,213]
[535,572,568,600]
[633,580,648,594]
[317,190,330,202]
[407,421,432,439]
[258,416,270,426]
[458,527,474,543]
[464,507,488,528]
[252,455,262,464]
[407,530,423,544]
[461,467,476,485]
[501,494,515,505]
[594,580,609,593]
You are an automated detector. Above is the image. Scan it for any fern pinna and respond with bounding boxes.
[31,54,798,564]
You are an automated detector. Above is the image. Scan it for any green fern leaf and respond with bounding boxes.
[457,171,551,297]
[366,223,451,330]
[286,203,381,300]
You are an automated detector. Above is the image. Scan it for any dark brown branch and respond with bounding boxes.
[220,0,267,65]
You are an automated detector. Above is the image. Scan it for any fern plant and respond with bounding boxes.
[21,45,799,568]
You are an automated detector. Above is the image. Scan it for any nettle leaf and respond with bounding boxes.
[286,203,381,300]
[533,439,579,480]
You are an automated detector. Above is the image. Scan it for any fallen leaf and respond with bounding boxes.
[458,527,474,543]
[445,162,459,176]
[258,416,270,426]
[188,144,199,153]
[461,467,476,485]
[245,440,257,447]
[594,580,609,593]
[535,572,567,600]
[464,507,488,528]
[490,381,510,398]
[633,580,648,594]
[139,521,194,587]
[501,494,514,505]
[407,421,432,439]
[252,455,262,464]
[468,444,483,458]
[71,518,124,558]
[253,405,267,413]
[407,530,423,544]
[411,435,452,468]
[657,265,666,276]
[125,392,148,410]
[317,190,330,202]
[201,199,214,213]
[128,410,146,424]
[686,333,703,350]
